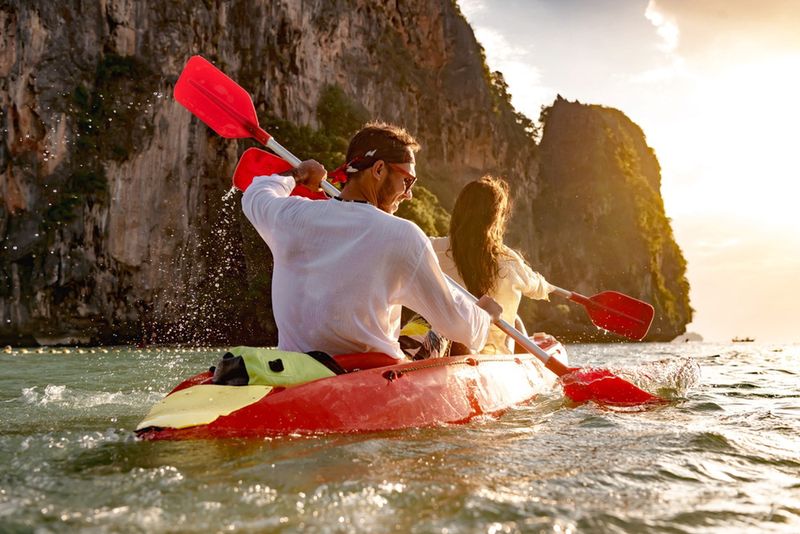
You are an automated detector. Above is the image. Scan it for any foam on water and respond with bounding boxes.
[19,384,164,409]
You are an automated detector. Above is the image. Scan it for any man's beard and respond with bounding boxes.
[376,182,402,214]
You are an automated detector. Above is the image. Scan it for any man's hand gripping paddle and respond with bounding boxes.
[230,147,328,198]
[173,55,664,406]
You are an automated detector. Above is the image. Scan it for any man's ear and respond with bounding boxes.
[371,160,386,180]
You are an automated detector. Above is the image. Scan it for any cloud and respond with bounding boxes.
[645,0,680,54]
[458,0,486,18]
[648,0,800,63]
[475,27,556,119]
[458,11,556,120]
[630,0,687,83]
[634,0,800,83]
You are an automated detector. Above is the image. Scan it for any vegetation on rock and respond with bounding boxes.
[44,54,158,230]
[526,98,692,341]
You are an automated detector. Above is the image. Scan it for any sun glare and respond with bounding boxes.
[661,55,800,229]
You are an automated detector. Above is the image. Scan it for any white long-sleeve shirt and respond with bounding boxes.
[242,174,490,358]
[431,236,553,354]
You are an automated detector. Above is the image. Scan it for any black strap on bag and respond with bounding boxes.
[305,351,347,375]
[211,352,249,386]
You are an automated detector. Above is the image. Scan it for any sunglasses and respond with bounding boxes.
[387,163,417,193]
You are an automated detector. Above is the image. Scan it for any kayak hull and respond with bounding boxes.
[137,341,566,440]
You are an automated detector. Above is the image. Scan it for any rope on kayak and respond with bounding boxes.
[381,355,537,382]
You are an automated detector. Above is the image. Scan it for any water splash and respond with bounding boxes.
[613,357,701,400]
[18,384,164,409]
[21,384,66,405]
[147,182,247,345]
[221,186,238,202]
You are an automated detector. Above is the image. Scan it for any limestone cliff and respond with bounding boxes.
[523,97,692,341]
[0,0,538,345]
[0,1,687,345]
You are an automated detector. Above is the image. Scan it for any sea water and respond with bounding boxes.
[0,342,798,533]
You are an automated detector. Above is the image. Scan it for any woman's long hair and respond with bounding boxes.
[449,176,512,296]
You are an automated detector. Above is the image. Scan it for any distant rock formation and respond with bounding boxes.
[0,1,689,345]
[523,97,692,341]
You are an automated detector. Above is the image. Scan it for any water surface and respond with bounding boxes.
[1,343,798,532]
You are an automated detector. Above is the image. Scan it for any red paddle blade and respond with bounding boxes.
[572,291,654,340]
[174,56,268,143]
[233,148,293,191]
[560,368,664,405]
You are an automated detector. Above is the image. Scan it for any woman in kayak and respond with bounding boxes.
[431,176,554,354]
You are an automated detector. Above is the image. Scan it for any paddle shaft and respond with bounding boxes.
[445,275,570,377]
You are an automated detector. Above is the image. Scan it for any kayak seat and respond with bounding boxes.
[333,352,400,372]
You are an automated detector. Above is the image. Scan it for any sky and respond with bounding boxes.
[458,0,800,343]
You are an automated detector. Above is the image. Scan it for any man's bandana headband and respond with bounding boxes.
[328,147,413,184]
[328,149,378,184]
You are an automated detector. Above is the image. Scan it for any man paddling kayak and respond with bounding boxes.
[242,122,501,359]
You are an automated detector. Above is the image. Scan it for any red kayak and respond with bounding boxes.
[136,337,567,440]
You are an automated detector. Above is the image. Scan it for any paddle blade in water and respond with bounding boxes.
[573,290,655,340]
[175,56,268,143]
[233,148,293,191]
[560,367,664,405]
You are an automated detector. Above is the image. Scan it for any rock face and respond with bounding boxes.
[0,1,687,345]
[525,97,692,341]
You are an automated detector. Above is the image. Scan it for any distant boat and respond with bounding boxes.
[732,337,755,343]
